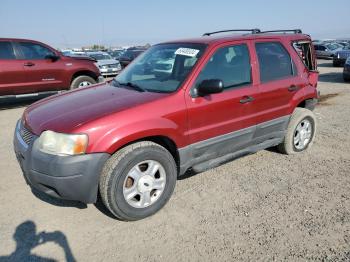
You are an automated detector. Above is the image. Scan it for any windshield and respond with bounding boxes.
[90,53,112,60]
[326,43,340,51]
[114,43,206,93]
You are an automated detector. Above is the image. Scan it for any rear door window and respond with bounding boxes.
[17,42,55,60]
[255,42,294,82]
[0,41,16,59]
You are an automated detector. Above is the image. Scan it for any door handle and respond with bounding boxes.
[24,62,35,67]
[240,96,254,104]
[288,85,299,92]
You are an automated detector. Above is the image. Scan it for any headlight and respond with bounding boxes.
[38,131,88,155]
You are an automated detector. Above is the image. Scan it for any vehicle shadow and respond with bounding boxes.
[0,98,39,110]
[93,193,118,219]
[32,188,87,209]
[317,61,333,67]
[0,220,76,262]
[318,72,345,83]
[32,188,118,220]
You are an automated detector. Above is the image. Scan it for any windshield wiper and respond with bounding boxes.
[112,79,146,92]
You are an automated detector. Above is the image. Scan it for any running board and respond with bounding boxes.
[0,91,62,103]
[191,137,282,174]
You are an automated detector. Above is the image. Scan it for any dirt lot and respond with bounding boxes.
[0,60,349,261]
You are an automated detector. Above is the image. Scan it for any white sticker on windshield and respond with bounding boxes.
[175,48,200,57]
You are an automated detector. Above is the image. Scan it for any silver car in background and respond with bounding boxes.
[314,43,343,59]
[87,51,122,77]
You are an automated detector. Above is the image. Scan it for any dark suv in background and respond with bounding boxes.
[0,38,103,102]
[118,48,147,68]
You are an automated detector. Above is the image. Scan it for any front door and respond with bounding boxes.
[185,41,258,161]
[14,41,64,94]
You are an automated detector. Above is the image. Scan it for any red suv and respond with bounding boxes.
[0,38,103,101]
[14,29,319,220]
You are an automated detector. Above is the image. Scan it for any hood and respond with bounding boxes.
[96,59,119,66]
[68,55,96,62]
[24,83,167,135]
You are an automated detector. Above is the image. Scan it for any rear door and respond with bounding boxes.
[251,40,304,140]
[0,40,26,96]
[15,41,65,93]
[185,41,258,160]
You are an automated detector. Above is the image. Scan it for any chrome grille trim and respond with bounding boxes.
[20,123,34,145]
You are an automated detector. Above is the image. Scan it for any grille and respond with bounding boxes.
[20,124,34,145]
[107,64,120,68]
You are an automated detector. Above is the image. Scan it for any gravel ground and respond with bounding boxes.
[0,60,349,261]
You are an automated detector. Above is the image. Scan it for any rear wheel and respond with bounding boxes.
[277,108,316,155]
[99,141,177,221]
[70,75,96,90]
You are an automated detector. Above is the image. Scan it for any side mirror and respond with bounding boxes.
[195,79,224,97]
[45,54,60,61]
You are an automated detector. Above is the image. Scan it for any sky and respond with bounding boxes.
[1,0,349,48]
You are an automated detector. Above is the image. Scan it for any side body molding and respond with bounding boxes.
[178,115,291,175]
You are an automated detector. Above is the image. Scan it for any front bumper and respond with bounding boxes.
[13,120,109,203]
[97,76,105,83]
[333,57,347,66]
[100,68,121,76]
[344,67,350,79]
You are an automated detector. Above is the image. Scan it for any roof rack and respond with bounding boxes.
[202,29,261,36]
[260,29,302,34]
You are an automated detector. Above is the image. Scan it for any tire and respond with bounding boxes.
[344,75,350,82]
[99,141,177,221]
[70,75,96,90]
[277,108,316,155]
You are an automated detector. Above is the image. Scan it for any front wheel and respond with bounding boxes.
[70,75,96,90]
[99,141,177,221]
[277,108,316,155]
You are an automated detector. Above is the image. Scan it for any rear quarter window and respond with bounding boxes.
[255,42,294,82]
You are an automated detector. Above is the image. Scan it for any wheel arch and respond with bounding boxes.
[71,70,99,83]
[107,135,180,174]
[296,98,317,111]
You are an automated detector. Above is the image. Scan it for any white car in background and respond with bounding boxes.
[87,51,122,77]
[152,50,175,74]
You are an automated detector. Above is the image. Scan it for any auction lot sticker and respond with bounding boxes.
[175,48,200,57]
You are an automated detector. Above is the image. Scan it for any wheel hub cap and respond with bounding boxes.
[294,119,312,150]
[122,160,166,208]
[137,175,154,193]
[79,81,91,87]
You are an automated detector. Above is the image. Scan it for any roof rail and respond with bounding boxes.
[260,29,302,34]
[202,29,261,36]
